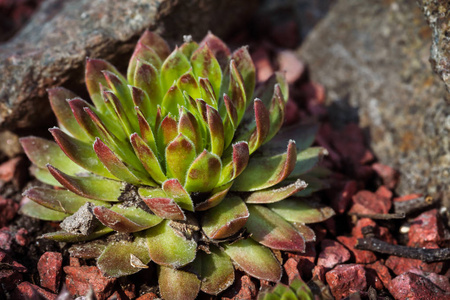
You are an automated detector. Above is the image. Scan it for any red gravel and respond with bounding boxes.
[317,239,351,269]
[38,252,63,293]
[326,264,367,299]
[388,272,450,300]
[64,266,117,300]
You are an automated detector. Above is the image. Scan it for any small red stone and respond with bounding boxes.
[372,163,399,189]
[221,274,257,300]
[136,293,159,300]
[375,185,393,200]
[325,264,367,300]
[0,197,19,227]
[352,218,377,239]
[284,257,301,284]
[14,228,28,246]
[64,266,116,300]
[350,190,391,215]
[365,261,392,289]
[0,157,21,182]
[385,256,444,275]
[286,243,316,280]
[388,272,450,300]
[311,265,326,282]
[252,47,273,83]
[408,209,444,248]
[317,239,351,269]
[409,269,450,292]
[69,257,81,267]
[277,50,305,84]
[38,252,63,293]
[0,250,27,290]
[337,236,377,264]
[12,282,58,300]
[0,227,13,251]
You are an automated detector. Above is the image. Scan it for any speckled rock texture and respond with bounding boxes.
[0,0,257,131]
[297,0,450,208]
[417,0,450,92]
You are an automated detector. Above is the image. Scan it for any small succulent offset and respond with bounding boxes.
[258,278,313,300]
[20,31,334,299]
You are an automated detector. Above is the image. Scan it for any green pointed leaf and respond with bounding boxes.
[229,60,247,125]
[47,165,123,201]
[291,223,316,242]
[159,266,201,300]
[191,44,222,98]
[130,133,167,184]
[268,199,335,224]
[137,30,171,61]
[206,105,225,156]
[97,235,151,277]
[162,179,194,212]
[93,206,152,233]
[24,187,110,214]
[195,181,233,211]
[109,205,163,228]
[265,84,285,144]
[232,140,297,191]
[30,166,62,187]
[161,47,191,92]
[127,38,162,83]
[135,107,157,152]
[246,205,305,252]
[248,99,271,154]
[178,107,203,154]
[184,150,222,193]
[244,179,307,204]
[232,46,255,103]
[67,98,101,139]
[161,84,185,116]
[49,128,114,179]
[20,200,69,221]
[165,133,196,185]
[288,147,327,179]
[157,114,178,156]
[48,87,90,142]
[85,58,123,112]
[133,60,162,111]
[224,238,282,282]
[202,196,248,239]
[180,39,199,59]
[40,227,113,243]
[102,90,135,137]
[199,78,218,109]
[142,196,186,220]
[200,32,231,70]
[219,141,249,186]
[20,136,85,175]
[198,246,234,295]
[177,70,201,100]
[93,138,155,186]
[69,240,108,259]
[144,220,197,268]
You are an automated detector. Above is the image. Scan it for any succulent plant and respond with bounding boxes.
[20,31,334,299]
[258,278,313,300]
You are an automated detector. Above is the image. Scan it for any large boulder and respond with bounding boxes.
[297,0,450,207]
[0,0,257,131]
[417,0,450,92]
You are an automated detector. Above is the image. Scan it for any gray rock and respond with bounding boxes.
[417,0,450,92]
[297,0,450,207]
[0,0,257,131]
[60,202,97,235]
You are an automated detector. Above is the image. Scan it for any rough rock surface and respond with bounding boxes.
[417,0,450,92]
[297,0,450,208]
[0,0,257,132]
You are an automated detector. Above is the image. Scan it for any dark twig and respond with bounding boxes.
[348,212,405,220]
[394,195,435,215]
[355,237,450,262]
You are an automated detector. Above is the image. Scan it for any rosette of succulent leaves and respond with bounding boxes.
[20,31,334,299]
